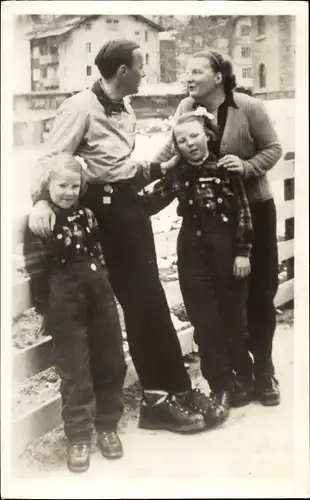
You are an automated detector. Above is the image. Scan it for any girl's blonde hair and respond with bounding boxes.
[34,153,88,201]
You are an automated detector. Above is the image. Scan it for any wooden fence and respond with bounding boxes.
[11,155,294,456]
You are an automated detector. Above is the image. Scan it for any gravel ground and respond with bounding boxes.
[14,310,294,476]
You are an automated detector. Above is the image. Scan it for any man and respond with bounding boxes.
[152,50,282,407]
[29,40,222,461]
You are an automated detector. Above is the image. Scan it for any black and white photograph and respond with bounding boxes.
[1,1,309,498]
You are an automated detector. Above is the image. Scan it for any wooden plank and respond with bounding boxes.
[274,279,294,307]
[278,239,294,263]
[13,214,28,247]
[12,326,194,457]
[13,336,54,384]
[267,159,295,182]
[13,394,61,457]
[276,200,294,221]
[12,278,32,319]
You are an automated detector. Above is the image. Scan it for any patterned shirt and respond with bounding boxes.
[144,155,253,258]
[24,205,105,314]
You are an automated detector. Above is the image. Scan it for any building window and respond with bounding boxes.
[106,18,119,24]
[39,45,48,56]
[32,46,40,58]
[86,42,91,53]
[85,21,91,30]
[145,53,149,65]
[257,16,265,35]
[113,19,119,24]
[40,67,47,78]
[50,45,58,55]
[259,63,266,88]
[241,25,250,36]
[86,65,92,76]
[135,31,140,36]
[241,46,251,58]
[145,31,148,42]
[242,67,252,78]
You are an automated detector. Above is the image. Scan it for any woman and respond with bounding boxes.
[153,50,282,406]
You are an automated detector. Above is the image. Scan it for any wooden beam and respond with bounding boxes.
[12,278,32,319]
[274,279,294,307]
[276,199,294,221]
[278,239,294,263]
[267,159,295,182]
[13,336,54,384]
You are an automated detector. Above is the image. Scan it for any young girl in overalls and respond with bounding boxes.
[24,154,127,473]
[145,111,254,424]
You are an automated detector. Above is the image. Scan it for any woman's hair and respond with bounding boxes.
[36,153,88,201]
[172,111,219,145]
[192,50,237,95]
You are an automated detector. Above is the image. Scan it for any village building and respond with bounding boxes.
[25,15,163,92]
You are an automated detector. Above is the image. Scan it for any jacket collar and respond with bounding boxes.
[91,79,128,116]
[193,91,238,111]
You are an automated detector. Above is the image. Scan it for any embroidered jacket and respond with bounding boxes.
[144,154,253,258]
[24,205,105,315]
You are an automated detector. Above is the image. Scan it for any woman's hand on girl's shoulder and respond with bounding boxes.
[218,155,245,175]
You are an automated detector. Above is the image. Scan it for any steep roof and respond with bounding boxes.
[26,14,164,39]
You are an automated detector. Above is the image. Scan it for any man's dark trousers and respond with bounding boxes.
[82,183,192,393]
[247,199,279,377]
[47,258,127,443]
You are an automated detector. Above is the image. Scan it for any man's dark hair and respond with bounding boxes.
[95,39,140,80]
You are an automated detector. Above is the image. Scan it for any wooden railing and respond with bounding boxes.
[11,155,294,455]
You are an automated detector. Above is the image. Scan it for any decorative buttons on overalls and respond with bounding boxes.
[185,181,189,187]
[76,244,81,249]
[222,216,228,222]
[196,230,202,237]
[188,200,193,205]
[217,198,223,204]
[90,263,97,271]
[61,259,66,264]
[57,234,63,239]
[215,178,221,184]
[104,184,113,193]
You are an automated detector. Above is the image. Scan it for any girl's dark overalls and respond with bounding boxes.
[24,206,127,443]
[146,157,254,393]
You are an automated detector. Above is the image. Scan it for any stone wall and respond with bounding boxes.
[278,16,295,91]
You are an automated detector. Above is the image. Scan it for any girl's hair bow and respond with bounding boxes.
[194,106,215,121]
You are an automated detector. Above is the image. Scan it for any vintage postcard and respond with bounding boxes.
[1,1,309,498]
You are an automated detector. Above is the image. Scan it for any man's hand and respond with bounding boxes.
[160,155,180,175]
[28,200,56,237]
[233,256,251,279]
[218,155,244,175]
